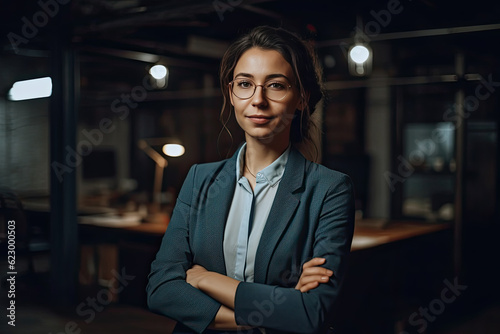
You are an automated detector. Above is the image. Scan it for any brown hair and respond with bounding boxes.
[219,25,323,161]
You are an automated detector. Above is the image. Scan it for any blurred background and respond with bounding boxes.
[0,0,499,333]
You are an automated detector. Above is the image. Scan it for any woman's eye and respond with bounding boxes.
[237,81,254,89]
[267,82,286,90]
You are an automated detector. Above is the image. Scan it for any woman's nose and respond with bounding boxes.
[251,85,267,107]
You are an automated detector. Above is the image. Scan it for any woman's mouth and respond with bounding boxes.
[247,115,274,124]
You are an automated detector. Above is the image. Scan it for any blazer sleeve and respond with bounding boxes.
[147,165,221,334]
[234,174,355,333]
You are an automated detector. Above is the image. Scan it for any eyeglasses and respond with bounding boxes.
[229,78,292,101]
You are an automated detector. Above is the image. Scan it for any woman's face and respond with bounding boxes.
[230,47,303,145]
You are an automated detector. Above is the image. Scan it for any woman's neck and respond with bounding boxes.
[244,136,290,174]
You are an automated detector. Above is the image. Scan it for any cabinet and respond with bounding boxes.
[392,83,457,221]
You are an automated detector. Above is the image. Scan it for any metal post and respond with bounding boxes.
[49,14,79,308]
[453,53,465,278]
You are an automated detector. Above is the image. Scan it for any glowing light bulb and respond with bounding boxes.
[162,144,185,157]
[8,77,52,101]
[149,65,168,79]
[349,45,370,64]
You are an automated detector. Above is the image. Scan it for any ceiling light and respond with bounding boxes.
[349,45,370,64]
[348,44,372,76]
[8,77,52,101]
[149,65,168,79]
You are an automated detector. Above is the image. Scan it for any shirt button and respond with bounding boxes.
[257,173,262,177]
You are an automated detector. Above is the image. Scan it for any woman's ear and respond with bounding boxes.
[297,92,310,111]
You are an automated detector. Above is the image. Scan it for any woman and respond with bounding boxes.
[147,26,355,334]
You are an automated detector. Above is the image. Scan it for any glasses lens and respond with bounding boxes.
[264,81,289,101]
[231,79,289,100]
[232,79,255,99]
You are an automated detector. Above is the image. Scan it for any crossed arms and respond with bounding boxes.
[186,257,333,330]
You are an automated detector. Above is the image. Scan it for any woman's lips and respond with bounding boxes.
[247,115,273,124]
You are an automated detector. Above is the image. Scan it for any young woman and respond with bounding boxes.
[147,26,355,334]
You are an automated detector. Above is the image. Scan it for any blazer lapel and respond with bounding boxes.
[253,148,305,283]
[203,152,237,275]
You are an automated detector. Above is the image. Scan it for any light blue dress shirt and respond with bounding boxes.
[223,143,290,282]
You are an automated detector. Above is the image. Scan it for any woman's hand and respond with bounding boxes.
[186,264,209,289]
[295,258,334,293]
[186,264,240,310]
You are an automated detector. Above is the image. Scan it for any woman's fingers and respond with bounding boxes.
[299,281,319,293]
[298,274,332,289]
[296,275,330,293]
[301,266,333,277]
[300,273,332,284]
[302,257,326,269]
[295,258,335,292]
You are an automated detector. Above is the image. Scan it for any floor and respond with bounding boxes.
[434,305,500,334]
[0,250,169,334]
[1,303,176,334]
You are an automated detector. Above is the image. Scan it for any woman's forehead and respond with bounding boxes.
[233,47,294,80]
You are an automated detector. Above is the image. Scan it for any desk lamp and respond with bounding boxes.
[138,138,185,204]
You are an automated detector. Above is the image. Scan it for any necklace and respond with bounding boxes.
[245,164,256,178]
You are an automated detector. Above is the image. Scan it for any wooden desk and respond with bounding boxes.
[120,222,168,235]
[336,220,454,334]
[79,220,167,238]
[78,220,169,306]
[24,195,451,253]
[351,219,451,251]
[80,217,452,252]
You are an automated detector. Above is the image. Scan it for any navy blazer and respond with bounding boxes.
[147,147,355,334]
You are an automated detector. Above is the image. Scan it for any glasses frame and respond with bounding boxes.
[229,78,293,102]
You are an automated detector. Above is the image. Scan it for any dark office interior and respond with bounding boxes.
[1,0,499,333]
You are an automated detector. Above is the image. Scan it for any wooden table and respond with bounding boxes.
[335,219,454,333]
[78,219,169,305]
[79,217,452,252]
[351,219,451,251]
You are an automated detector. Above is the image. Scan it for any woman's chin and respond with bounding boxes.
[246,131,288,144]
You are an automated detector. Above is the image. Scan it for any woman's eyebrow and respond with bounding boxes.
[233,72,253,79]
[265,74,290,81]
[233,73,291,81]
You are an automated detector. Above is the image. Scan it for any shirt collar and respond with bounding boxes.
[235,142,290,187]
